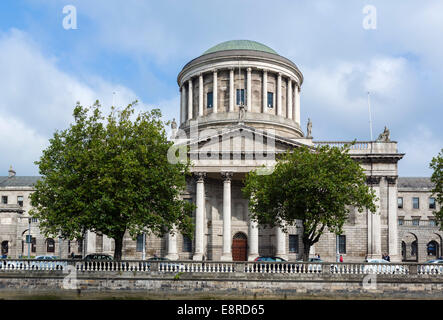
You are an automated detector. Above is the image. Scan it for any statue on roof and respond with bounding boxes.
[171,118,177,129]
[306,118,312,138]
[376,126,390,142]
[170,118,177,139]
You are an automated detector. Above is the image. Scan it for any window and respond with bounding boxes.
[338,235,346,254]
[289,235,299,253]
[136,234,144,252]
[17,196,24,207]
[31,218,38,223]
[185,198,194,218]
[207,92,213,108]
[46,238,55,253]
[427,241,439,256]
[429,198,436,209]
[77,239,83,253]
[411,240,417,256]
[1,196,7,204]
[236,89,245,106]
[413,197,419,209]
[398,219,404,226]
[397,197,403,209]
[1,241,8,255]
[267,92,274,108]
[429,219,437,227]
[412,219,420,226]
[31,237,36,253]
[182,235,192,252]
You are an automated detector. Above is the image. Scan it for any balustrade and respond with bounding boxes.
[0,259,438,276]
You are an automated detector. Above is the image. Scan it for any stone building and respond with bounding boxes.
[0,40,441,262]
[397,178,442,262]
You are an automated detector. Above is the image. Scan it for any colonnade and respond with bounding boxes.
[179,68,300,125]
[166,172,288,261]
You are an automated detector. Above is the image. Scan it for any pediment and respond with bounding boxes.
[181,124,310,153]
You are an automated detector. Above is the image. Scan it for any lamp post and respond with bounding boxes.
[58,236,62,259]
[336,234,340,262]
[27,218,31,259]
[142,233,146,260]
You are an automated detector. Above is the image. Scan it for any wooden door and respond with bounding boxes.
[232,233,247,261]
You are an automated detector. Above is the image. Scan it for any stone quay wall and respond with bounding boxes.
[0,271,443,299]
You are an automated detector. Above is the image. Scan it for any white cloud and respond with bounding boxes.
[0,29,150,175]
[0,113,48,176]
[398,125,443,176]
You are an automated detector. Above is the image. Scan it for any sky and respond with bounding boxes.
[0,0,441,177]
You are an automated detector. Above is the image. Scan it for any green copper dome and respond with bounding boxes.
[203,40,278,55]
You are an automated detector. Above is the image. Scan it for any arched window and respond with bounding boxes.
[401,241,406,260]
[182,235,192,253]
[411,240,418,256]
[46,238,55,253]
[1,241,8,255]
[427,241,439,256]
[136,234,144,252]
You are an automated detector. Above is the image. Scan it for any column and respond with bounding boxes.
[246,67,252,112]
[86,230,96,254]
[229,68,234,112]
[276,226,287,260]
[367,176,381,259]
[102,235,112,254]
[198,73,204,117]
[180,85,185,124]
[387,176,400,262]
[166,226,179,260]
[248,219,259,261]
[221,172,233,261]
[213,70,218,113]
[295,84,300,124]
[193,172,206,260]
[277,73,282,116]
[262,70,268,113]
[188,79,193,121]
[287,79,292,120]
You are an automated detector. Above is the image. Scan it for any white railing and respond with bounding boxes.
[0,259,440,276]
[314,141,370,150]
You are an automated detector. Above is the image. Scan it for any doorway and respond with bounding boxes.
[232,232,247,261]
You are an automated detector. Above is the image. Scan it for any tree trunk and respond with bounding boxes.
[113,231,125,260]
[302,239,311,262]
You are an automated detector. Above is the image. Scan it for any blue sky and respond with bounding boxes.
[0,0,441,176]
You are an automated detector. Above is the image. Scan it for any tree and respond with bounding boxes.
[30,101,194,260]
[243,145,377,261]
[430,149,443,228]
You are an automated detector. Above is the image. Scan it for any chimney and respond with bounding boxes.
[8,165,16,177]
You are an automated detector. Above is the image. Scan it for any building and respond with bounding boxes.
[0,40,441,262]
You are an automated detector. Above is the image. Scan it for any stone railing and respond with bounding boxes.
[0,259,442,276]
[399,220,438,227]
[313,141,370,150]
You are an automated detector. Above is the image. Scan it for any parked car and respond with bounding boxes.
[2,255,67,270]
[363,258,405,274]
[254,256,287,262]
[296,257,323,262]
[30,255,67,270]
[295,257,326,273]
[84,253,113,261]
[145,256,183,271]
[422,259,443,274]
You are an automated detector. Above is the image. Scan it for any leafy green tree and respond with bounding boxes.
[430,149,443,228]
[30,101,194,260]
[243,145,377,261]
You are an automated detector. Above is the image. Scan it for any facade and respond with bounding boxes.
[0,40,441,262]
